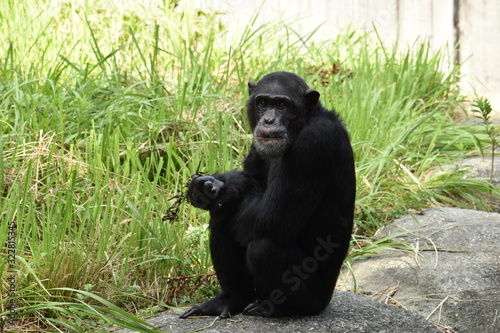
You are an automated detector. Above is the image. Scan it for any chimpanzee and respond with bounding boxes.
[180,71,355,318]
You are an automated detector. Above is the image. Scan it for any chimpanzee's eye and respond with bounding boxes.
[278,101,287,108]
[258,99,267,107]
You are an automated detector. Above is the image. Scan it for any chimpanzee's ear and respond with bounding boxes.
[248,81,257,95]
[305,88,320,107]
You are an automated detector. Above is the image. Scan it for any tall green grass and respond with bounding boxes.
[0,0,494,331]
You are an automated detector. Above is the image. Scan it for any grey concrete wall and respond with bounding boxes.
[458,0,500,111]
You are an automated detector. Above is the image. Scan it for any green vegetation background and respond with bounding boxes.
[0,0,494,331]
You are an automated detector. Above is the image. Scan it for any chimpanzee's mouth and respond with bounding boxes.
[253,136,282,146]
[253,136,280,141]
[252,129,288,154]
[253,130,285,141]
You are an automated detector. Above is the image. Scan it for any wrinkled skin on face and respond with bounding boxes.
[247,72,320,159]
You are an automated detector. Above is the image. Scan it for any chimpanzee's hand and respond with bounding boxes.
[187,175,225,210]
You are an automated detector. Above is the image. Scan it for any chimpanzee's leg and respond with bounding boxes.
[243,238,327,317]
[179,220,255,318]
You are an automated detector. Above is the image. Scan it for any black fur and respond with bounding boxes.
[180,71,355,318]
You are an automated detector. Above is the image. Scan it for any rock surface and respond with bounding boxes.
[114,291,438,333]
[339,207,500,333]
